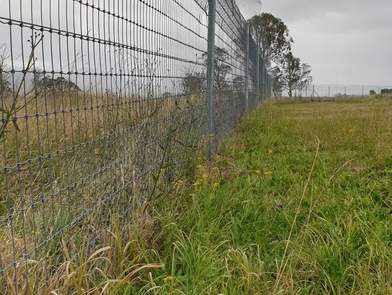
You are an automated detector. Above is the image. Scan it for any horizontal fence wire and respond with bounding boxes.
[0,0,271,292]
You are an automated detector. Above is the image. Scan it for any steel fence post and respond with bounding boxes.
[260,58,264,101]
[256,47,260,101]
[261,64,264,100]
[263,67,267,99]
[269,76,271,98]
[206,0,216,160]
[268,75,271,98]
[265,75,268,99]
[265,75,267,99]
[266,70,269,98]
[265,73,268,99]
[245,23,250,111]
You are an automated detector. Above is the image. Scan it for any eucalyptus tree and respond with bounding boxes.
[248,13,293,66]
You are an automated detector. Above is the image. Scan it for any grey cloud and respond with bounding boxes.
[237,0,392,85]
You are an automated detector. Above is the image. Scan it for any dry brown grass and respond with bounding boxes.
[0,91,205,294]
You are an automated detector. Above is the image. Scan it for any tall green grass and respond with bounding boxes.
[134,98,392,294]
[8,97,392,294]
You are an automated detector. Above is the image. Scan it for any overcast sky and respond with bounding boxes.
[238,0,392,86]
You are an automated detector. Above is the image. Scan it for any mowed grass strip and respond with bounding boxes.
[133,98,392,294]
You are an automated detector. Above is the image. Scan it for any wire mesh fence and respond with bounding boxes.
[0,0,271,291]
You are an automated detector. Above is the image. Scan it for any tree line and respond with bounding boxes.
[249,13,312,97]
[182,13,312,98]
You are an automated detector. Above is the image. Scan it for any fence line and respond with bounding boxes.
[0,0,271,291]
[292,84,392,98]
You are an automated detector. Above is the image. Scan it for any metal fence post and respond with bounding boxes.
[206,0,216,160]
[267,75,271,98]
[245,23,250,111]
[269,76,271,98]
[265,73,268,99]
[263,67,267,100]
[265,74,268,99]
[256,47,260,101]
[265,75,268,99]
[260,58,264,101]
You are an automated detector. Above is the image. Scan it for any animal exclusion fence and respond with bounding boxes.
[0,0,271,291]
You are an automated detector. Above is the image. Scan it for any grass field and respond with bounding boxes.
[3,97,392,294]
[128,97,392,294]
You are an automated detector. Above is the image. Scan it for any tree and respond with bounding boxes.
[248,12,313,98]
[279,52,312,97]
[202,47,232,91]
[233,76,245,95]
[248,13,293,65]
[182,71,205,95]
[34,74,81,96]
[296,63,312,94]
[270,67,284,97]
[0,45,11,98]
[183,47,232,97]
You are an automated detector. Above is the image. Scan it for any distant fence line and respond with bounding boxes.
[294,85,392,98]
[0,0,271,292]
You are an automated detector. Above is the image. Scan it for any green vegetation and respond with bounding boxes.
[136,97,392,294]
[5,97,392,294]
[249,13,312,97]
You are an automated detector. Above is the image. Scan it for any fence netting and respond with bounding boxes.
[0,0,271,292]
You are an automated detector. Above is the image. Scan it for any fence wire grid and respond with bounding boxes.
[0,0,271,291]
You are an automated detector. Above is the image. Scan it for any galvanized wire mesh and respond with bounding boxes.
[0,0,271,291]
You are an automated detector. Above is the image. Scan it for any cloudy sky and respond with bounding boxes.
[238,0,392,86]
